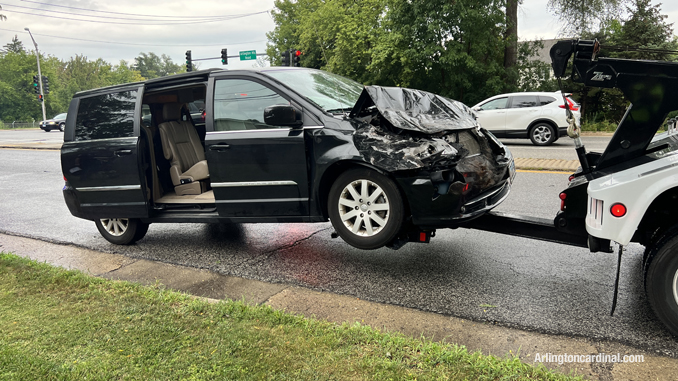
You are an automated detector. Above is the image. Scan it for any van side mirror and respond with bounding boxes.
[264,105,303,128]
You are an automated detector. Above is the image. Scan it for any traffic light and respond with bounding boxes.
[221,48,228,65]
[37,94,43,102]
[292,50,301,67]
[185,50,192,72]
[281,50,290,67]
[32,75,40,94]
[42,75,49,95]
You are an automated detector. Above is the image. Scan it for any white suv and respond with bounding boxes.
[471,91,581,146]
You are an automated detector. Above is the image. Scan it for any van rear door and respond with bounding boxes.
[61,86,149,220]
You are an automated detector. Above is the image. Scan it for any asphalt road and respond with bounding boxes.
[1,148,676,356]
[0,128,64,144]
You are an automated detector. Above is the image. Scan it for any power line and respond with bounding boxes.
[2,7,270,25]
[0,27,266,47]
[6,3,266,22]
[19,0,257,19]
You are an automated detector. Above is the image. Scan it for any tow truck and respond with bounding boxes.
[463,39,678,337]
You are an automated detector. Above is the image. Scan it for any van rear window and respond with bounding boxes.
[75,90,137,141]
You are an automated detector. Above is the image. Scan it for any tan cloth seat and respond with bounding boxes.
[158,103,209,196]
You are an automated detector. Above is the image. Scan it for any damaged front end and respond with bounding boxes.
[349,86,515,228]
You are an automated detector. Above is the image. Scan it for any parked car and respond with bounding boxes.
[61,67,514,250]
[40,112,67,132]
[471,91,581,146]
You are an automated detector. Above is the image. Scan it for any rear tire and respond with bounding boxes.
[529,123,556,146]
[645,230,678,337]
[328,168,404,250]
[96,218,149,245]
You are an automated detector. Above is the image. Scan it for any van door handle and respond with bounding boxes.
[210,144,230,151]
[114,149,132,156]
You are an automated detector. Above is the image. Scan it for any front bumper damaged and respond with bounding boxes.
[349,85,514,227]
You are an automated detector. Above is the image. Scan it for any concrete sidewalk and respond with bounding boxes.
[1,232,676,380]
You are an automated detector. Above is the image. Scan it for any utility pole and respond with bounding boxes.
[24,27,47,122]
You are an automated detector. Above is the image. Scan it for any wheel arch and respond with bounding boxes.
[636,186,678,248]
[317,160,402,220]
[527,118,558,132]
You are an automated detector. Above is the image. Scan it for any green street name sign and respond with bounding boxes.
[239,50,256,61]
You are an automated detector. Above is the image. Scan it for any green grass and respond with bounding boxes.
[0,252,582,380]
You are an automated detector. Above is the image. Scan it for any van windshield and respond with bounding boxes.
[262,69,363,114]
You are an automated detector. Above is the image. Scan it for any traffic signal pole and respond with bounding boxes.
[24,27,46,122]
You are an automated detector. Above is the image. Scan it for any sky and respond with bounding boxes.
[0,0,677,71]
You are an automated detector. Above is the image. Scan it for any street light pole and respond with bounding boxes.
[24,28,47,122]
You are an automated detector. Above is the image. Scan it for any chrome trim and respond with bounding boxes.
[451,182,512,220]
[211,181,297,188]
[207,128,291,135]
[639,162,678,178]
[206,125,323,135]
[77,185,141,192]
[216,198,308,204]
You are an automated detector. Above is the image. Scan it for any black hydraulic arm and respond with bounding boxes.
[550,39,678,172]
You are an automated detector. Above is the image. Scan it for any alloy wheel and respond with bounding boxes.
[532,125,552,144]
[100,218,129,237]
[337,179,390,237]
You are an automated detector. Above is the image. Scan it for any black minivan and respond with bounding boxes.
[61,67,515,250]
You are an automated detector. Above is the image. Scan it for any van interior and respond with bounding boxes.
[140,83,215,209]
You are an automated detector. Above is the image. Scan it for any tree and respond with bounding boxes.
[3,35,25,54]
[0,5,6,21]
[133,52,182,79]
[607,0,678,60]
[547,0,629,35]
[504,0,519,75]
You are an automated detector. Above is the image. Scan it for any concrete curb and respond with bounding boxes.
[1,232,676,380]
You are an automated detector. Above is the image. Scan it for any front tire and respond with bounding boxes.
[645,230,678,337]
[59,123,65,132]
[529,123,556,146]
[96,218,149,245]
[328,168,404,250]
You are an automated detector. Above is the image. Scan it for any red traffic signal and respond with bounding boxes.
[292,50,301,67]
[37,94,43,102]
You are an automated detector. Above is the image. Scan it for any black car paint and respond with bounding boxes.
[62,68,513,241]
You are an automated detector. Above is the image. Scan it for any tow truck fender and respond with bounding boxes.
[586,155,678,245]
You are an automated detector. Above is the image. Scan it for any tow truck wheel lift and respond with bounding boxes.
[461,39,678,337]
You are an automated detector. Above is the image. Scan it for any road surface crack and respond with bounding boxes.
[237,227,333,268]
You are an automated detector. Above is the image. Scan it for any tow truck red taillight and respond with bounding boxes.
[558,97,579,112]
[559,192,567,211]
[610,203,627,217]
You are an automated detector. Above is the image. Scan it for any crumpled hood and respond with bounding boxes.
[349,86,478,134]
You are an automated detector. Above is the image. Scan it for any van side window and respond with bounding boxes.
[213,79,288,131]
[75,90,137,141]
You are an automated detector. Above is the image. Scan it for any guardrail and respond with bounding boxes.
[0,120,38,129]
